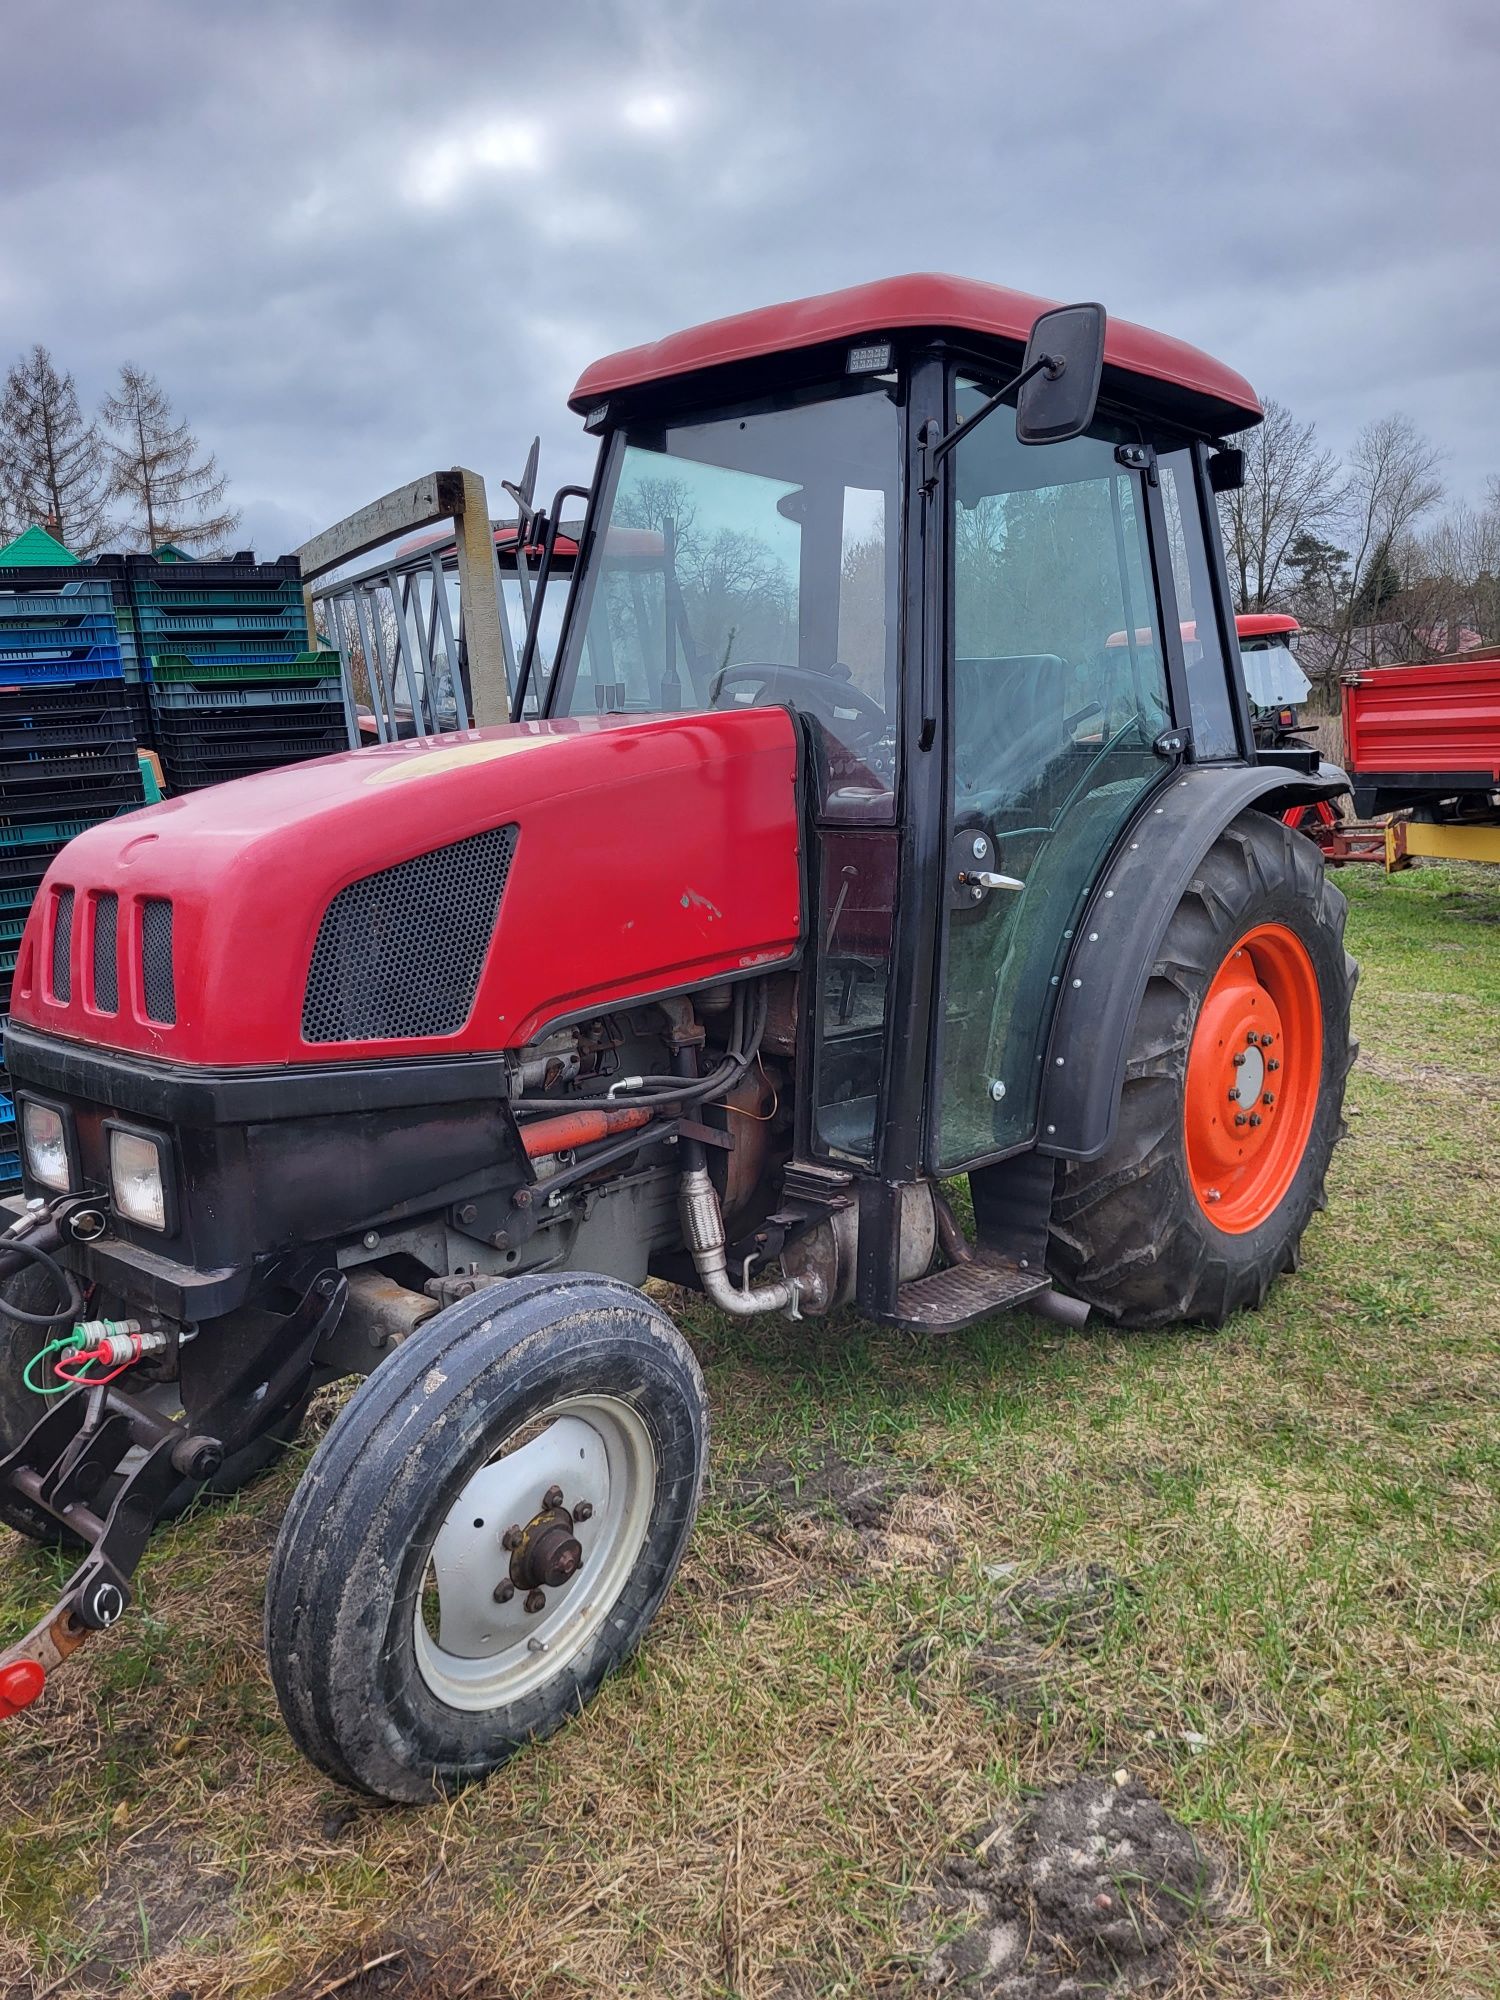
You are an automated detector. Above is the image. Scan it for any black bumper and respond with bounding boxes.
[1,1023,526,1319]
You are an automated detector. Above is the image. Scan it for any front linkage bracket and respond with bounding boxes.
[0,1269,347,1716]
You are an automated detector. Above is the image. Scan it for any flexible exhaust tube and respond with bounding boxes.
[672,1020,799,1319]
[677,1164,801,1319]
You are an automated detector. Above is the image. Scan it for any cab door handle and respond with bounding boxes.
[958,869,1026,894]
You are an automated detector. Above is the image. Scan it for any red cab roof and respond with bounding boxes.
[1234,613,1300,638]
[571,273,1262,431]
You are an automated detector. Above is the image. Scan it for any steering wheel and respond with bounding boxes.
[710,661,887,746]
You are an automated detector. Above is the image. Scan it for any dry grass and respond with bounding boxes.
[2,859,1498,1998]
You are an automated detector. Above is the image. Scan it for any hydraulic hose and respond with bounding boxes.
[510,984,769,1118]
[0,1229,85,1331]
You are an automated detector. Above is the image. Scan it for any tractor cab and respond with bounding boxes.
[520,277,1276,1178]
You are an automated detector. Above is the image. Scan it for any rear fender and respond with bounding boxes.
[1036,764,1338,1163]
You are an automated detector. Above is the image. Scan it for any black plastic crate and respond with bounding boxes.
[0,744,143,793]
[153,712,348,756]
[0,681,137,733]
[0,852,57,894]
[161,745,333,790]
[126,551,299,588]
[0,710,138,757]
[0,773,145,825]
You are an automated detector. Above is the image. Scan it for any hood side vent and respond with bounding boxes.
[50,888,74,1003]
[93,892,119,1012]
[302,825,517,1044]
[141,899,176,1024]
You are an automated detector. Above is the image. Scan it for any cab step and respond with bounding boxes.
[894,1247,1049,1333]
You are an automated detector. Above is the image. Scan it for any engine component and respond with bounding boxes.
[781,1182,937,1313]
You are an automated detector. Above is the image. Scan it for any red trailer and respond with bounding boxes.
[1342,652,1500,864]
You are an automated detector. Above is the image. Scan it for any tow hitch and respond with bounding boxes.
[0,1266,346,1718]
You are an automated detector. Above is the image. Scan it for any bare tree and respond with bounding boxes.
[101,363,238,553]
[1327,414,1444,676]
[1385,497,1500,659]
[0,344,115,555]
[1219,398,1343,612]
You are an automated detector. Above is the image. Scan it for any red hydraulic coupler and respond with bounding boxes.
[0,1659,46,1718]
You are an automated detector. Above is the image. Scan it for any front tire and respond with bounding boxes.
[1049,810,1357,1328]
[264,1273,708,1803]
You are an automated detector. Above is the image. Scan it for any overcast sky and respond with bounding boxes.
[3,0,1496,559]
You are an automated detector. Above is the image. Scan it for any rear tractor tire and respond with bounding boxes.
[264,1272,708,1803]
[1049,810,1357,1329]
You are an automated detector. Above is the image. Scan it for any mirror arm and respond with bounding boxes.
[510,482,591,723]
[921,353,1059,494]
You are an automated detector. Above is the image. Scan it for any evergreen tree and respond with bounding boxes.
[102,363,238,553]
[0,344,114,555]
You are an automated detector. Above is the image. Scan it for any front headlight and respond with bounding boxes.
[107,1125,174,1233]
[21,1100,74,1192]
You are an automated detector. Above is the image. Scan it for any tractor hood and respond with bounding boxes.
[9,710,802,1068]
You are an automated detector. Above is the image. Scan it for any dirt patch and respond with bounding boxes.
[726,1441,907,1531]
[992,1563,1134,1653]
[915,1777,1222,1996]
[33,1831,237,1996]
[266,1931,500,1999]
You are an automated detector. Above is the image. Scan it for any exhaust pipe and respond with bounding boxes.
[678,1165,801,1319]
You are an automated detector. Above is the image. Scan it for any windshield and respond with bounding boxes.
[1239,638,1310,711]
[548,378,902,811]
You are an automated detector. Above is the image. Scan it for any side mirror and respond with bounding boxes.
[1207,447,1245,493]
[1015,303,1106,446]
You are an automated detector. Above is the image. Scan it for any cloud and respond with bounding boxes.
[1,0,1496,563]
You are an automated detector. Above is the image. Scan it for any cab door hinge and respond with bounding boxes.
[1115,440,1159,487]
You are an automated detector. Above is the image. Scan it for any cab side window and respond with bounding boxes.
[1156,449,1240,760]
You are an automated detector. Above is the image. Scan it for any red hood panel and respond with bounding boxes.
[10,710,803,1066]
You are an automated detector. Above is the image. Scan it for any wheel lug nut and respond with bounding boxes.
[1262,1092,1275,1106]
[1234,1113,1248,1127]
[501,1524,523,1551]
[1267,1058,1280,1072]
[542,1485,564,1511]
[1249,1113,1262,1128]
[1227,1088,1240,1102]
[1232,1052,1246,1068]
[493,1580,515,1604]
[524,1588,546,1614]
[573,1500,593,1522]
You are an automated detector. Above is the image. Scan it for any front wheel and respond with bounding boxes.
[264,1273,708,1802]
[1049,809,1358,1328]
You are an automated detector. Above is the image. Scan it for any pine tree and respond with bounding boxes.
[102,363,239,554]
[0,344,115,555]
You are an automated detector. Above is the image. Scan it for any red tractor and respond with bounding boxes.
[0,276,1355,1799]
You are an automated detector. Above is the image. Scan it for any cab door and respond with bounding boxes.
[934,387,1175,1168]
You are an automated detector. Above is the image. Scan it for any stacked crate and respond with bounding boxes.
[0,532,148,1188]
[131,552,346,792]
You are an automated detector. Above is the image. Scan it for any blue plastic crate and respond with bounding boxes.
[0,581,117,616]
[0,653,124,687]
[0,610,121,642]
[0,1093,13,1128]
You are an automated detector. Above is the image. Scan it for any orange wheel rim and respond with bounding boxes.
[1184,922,1322,1233]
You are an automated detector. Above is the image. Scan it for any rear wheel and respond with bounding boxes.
[264,1273,707,1802]
[1049,810,1357,1328]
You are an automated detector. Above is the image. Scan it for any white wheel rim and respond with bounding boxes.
[413,1394,657,1712]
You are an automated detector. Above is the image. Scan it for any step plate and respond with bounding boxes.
[894,1250,1048,1334]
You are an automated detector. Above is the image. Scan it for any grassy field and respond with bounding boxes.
[2,859,1498,2000]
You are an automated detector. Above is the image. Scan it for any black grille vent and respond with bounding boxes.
[302,826,517,1044]
[93,893,119,1012]
[50,889,73,1002]
[141,900,176,1024]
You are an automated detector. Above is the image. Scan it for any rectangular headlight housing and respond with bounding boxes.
[106,1123,175,1234]
[20,1098,77,1193]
